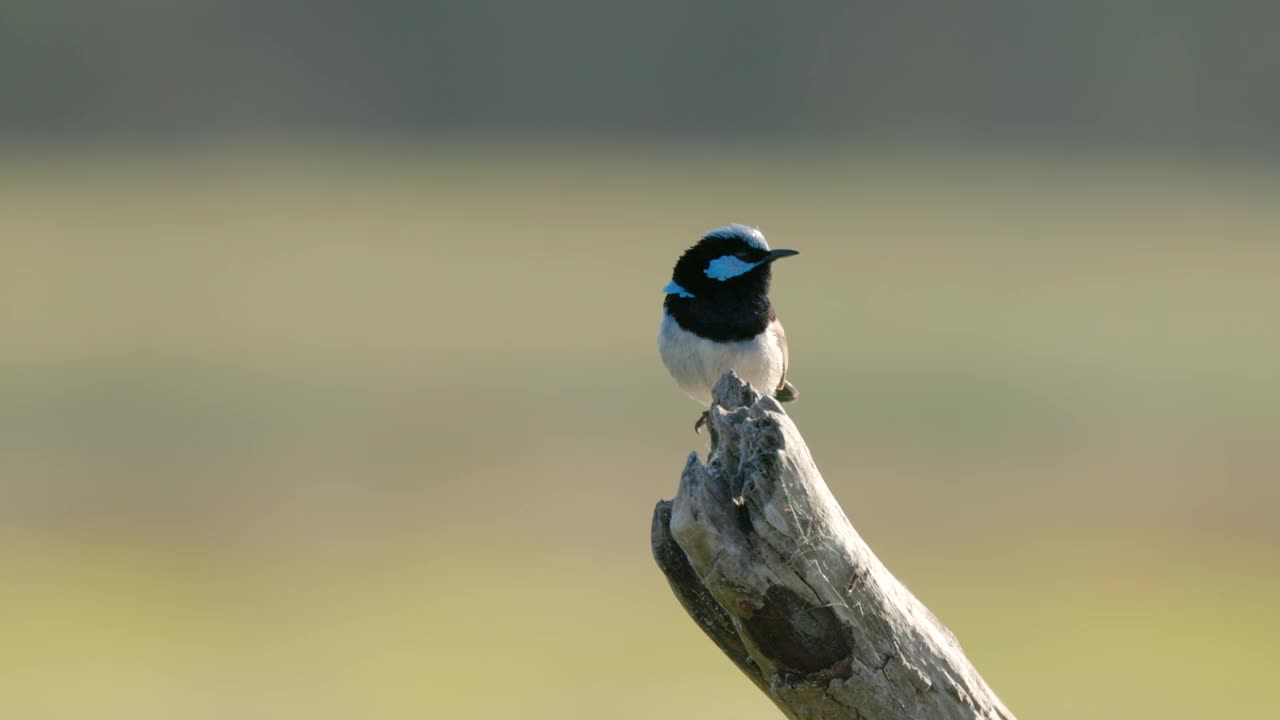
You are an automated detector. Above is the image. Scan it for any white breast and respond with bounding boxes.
[657,312,784,405]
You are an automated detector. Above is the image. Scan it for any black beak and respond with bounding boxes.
[764,249,799,263]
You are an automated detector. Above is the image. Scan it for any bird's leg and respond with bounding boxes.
[693,410,710,434]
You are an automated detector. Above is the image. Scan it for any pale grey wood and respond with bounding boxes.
[651,371,1015,720]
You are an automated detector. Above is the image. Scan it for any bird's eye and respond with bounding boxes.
[735,251,752,260]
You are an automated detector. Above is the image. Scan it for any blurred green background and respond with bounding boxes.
[2,4,1278,720]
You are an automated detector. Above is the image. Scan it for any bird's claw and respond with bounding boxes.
[693,410,710,434]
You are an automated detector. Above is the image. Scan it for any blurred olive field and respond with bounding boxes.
[2,144,1278,720]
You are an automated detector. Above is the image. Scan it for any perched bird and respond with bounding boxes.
[658,224,799,431]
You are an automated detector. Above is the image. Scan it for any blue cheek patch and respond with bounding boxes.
[663,280,695,298]
[704,255,759,281]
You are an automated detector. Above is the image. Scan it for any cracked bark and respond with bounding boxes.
[651,371,1015,720]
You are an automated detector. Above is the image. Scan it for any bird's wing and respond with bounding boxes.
[770,317,798,402]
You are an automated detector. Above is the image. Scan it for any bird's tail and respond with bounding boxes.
[774,381,798,403]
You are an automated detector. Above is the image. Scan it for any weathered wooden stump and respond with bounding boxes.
[651,371,1014,720]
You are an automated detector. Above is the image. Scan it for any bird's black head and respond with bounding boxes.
[663,224,799,341]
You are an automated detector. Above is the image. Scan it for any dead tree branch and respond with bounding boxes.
[651,371,1014,720]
